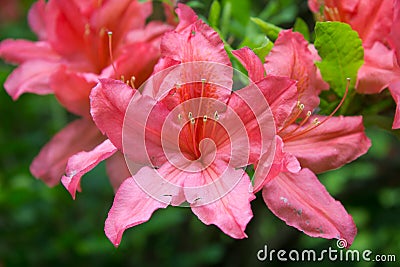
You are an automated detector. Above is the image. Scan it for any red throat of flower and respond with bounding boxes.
[171,81,229,162]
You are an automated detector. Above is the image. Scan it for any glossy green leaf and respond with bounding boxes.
[314,22,364,97]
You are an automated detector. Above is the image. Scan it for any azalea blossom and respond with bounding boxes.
[308,0,400,129]
[0,0,172,189]
[233,30,371,246]
[84,4,298,246]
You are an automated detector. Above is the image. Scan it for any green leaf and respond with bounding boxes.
[293,17,310,41]
[208,0,221,28]
[250,17,282,41]
[314,21,364,97]
[253,37,274,62]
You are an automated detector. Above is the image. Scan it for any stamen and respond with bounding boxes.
[85,24,91,36]
[188,112,193,119]
[202,115,207,140]
[107,31,118,78]
[210,111,219,141]
[189,116,199,158]
[130,76,136,89]
[312,118,320,125]
[283,78,350,141]
[178,114,183,121]
[278,101,305,134]
[282,110,312,137]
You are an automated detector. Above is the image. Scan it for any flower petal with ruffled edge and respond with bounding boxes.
[263,168,357,247]
[232,47,264,82]
[4,60,59,100]
[61,139,117,199]
[0,40,59,64]
[30,119,104,186]
[283,115,371,174]
[104,167,170,247]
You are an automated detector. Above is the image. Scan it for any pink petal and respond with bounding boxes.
[126,21,173,44]
[45,0,84,57]
[104,168,170,247]
[61,139,117,199]
[284,115,371,173]
[349,0,393,48]
[186,165,255,239]
[227,80,278,165]
[357,42,400,94]
[90,78,137,150]
[51,0,86,37]
[51,69,98,117]
[0,40,59,64]
[256,76,298,128]
[307,0,320,13]
[160,7,231,67]
[263,169,357,247]
[232,47,264,82]
[28,0,47,40]
[30,119,104,186]
[4,60,59,100]
[103,42,160,87]
[264,30,321,112]
[122,95,169,167]
[174,3,198,32]
[389,81,400,129]
[92,0,151,43]
[106,151,133,191]
[389,0,400,63]
[253,136,300,193]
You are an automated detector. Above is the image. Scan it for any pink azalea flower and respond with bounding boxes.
[308,0,400,128]
[86,4,296,246]
[0,0,172,188]
[233,30,371,246]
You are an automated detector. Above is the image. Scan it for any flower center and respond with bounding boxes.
[178,111,228,161]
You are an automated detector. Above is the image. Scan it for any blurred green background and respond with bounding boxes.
[0,0,399,266]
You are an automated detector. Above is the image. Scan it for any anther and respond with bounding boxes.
[130,76,136,89]
[188,112,193,119]
[178,114,183,120]
[312,118,320,125]
[190,117,196,124]
[203,115,208,122]
[175,83,181,89]
[214,111,219,121]
[85,24,91,35]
